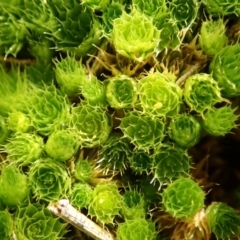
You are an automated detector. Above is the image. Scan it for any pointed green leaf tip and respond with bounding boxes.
[209,44,240,97]
[111,9,160,62]
[89,182,122,224]
[183,73,223,114]
[29,159,71,202]
[202,105,239,136]
[0,165,29,208]
[168,114,202,149]
[116,218,157,240]
[119,111,165,151]
[206,202,240,240]
[138,72,182,117]
[15,202,67,240]
[162,178,205,220]
[0,210,13,240]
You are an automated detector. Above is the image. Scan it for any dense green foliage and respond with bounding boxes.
[0,0,240,239]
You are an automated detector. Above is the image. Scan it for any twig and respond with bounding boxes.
[48,199,115,240]
[176,63,202,86]
[0,56,35,65]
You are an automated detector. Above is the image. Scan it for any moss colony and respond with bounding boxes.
[1,0,240,239]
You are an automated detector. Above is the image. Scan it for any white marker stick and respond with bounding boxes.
[47,199,115,240]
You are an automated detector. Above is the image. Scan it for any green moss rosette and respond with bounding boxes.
[22,0,57,35]
[201,105,239,136]
[206,202,240,240]
[153,145,192,183]
[4,132,44,166]
[15,202,66,240]
[49,1,102,56]
[138,72,182,117]
[162,178,205,220]
[0,210,13,240]
[74,159,93,182]
[102,1,123,33]
[106,75,137,109]
[88,183,122,224]
[81,74,107,107]
[69,183,93,210]
[116,218,157,240]
[132,0,167,20]
[0,66,30,117]
[0,11,26,57]
[209,44,240,97]
[23,85,70,136]
[119,111,165,151]
[71,104,112,148]
[7,111,31,133]
[29,159,71,202]
[199,18,227,56]
[203,0,240,16]
[183,73,223,114]
[0,165,30,208]
[81,0,110,11]
[45,129,79,162]
[121,190,146,220]
[111,9,160,62]
[169,0,199,29]
[157,19,182,51]
[97,133,132,173]
[139,177,161,205]
[129,149,153,174]
[168,114,202,149]
[54,55,86,97]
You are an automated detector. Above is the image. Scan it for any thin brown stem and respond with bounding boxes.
[0,55,36,65]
